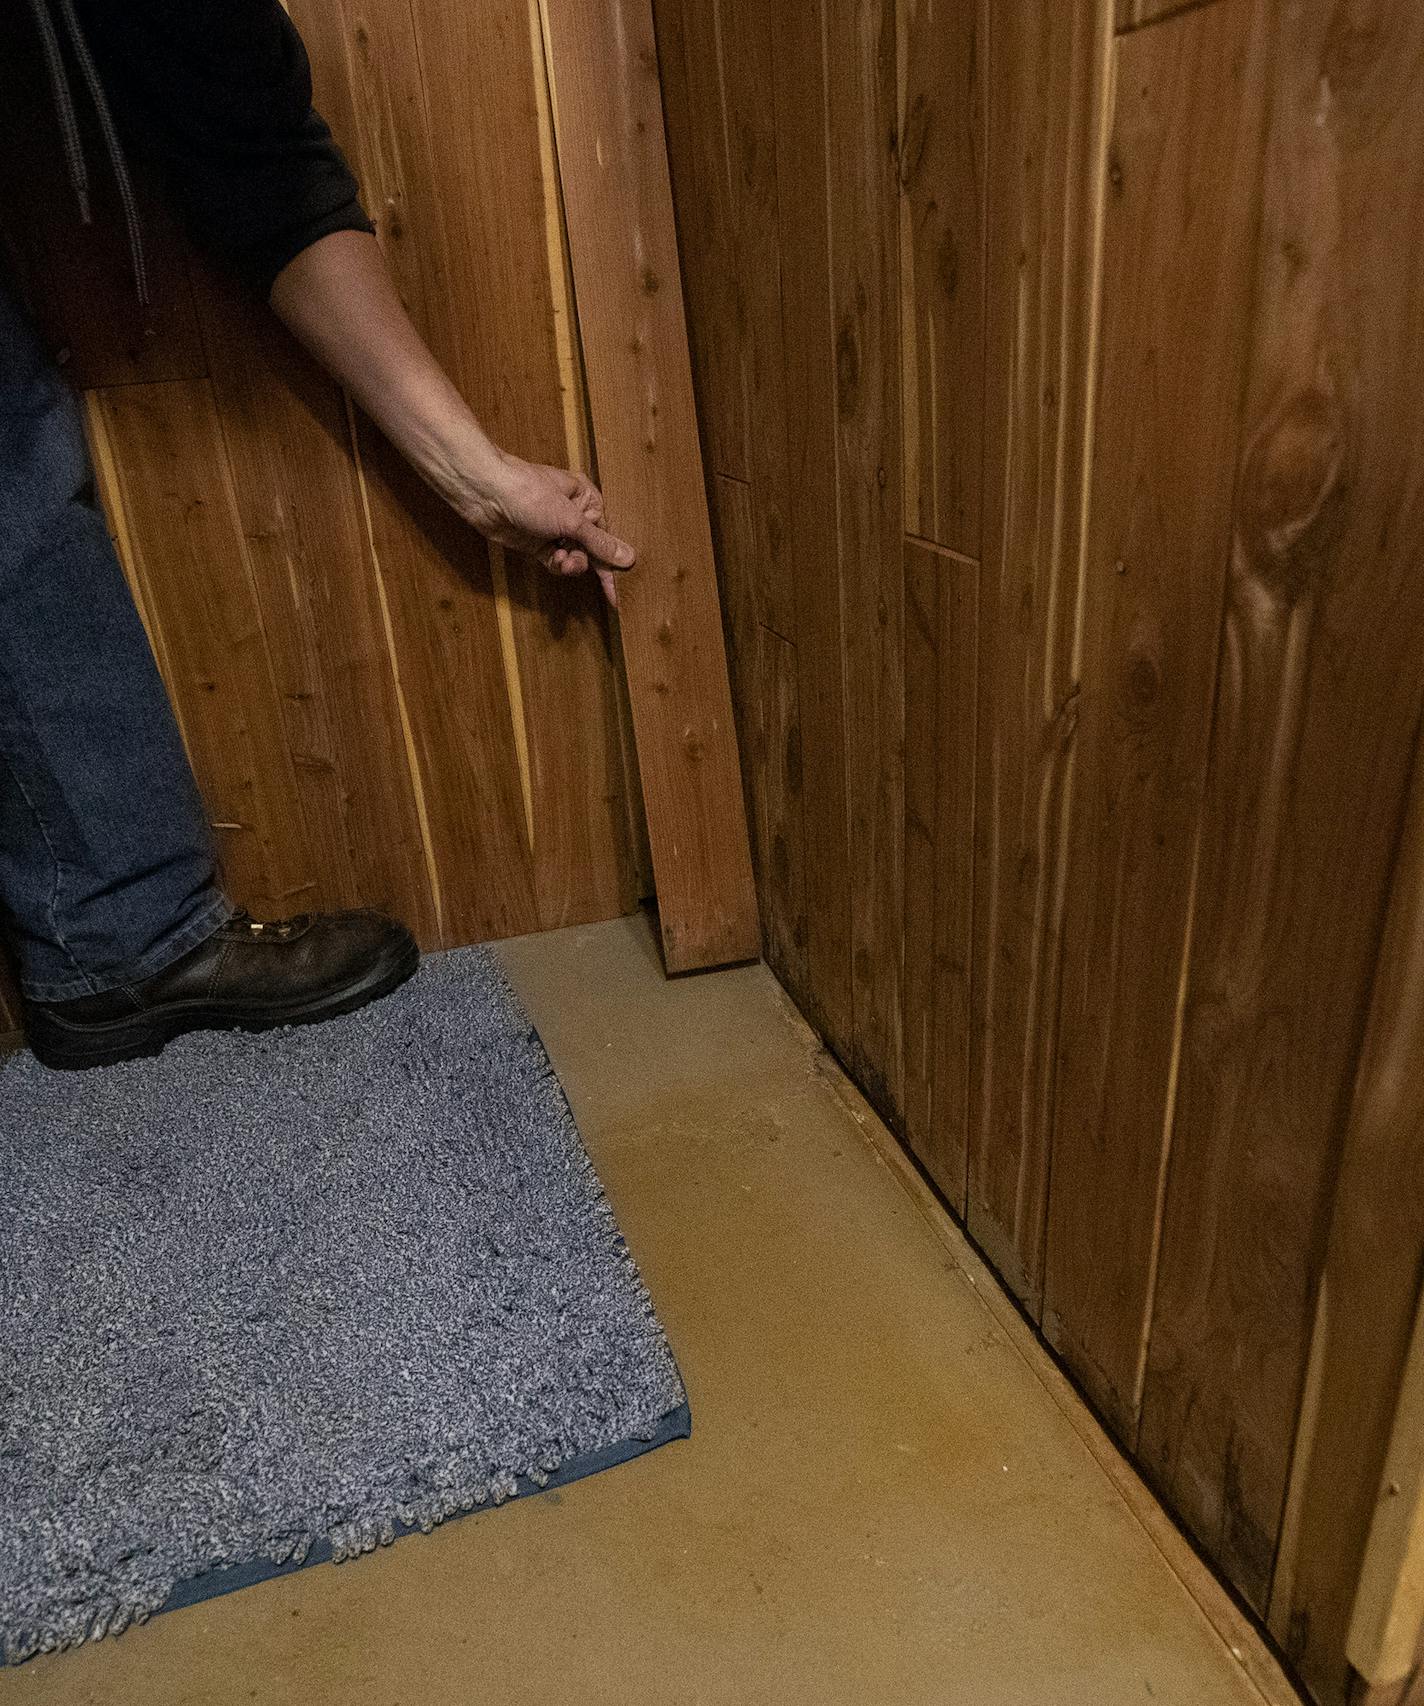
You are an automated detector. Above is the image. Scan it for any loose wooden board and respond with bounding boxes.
[540,0,758,973]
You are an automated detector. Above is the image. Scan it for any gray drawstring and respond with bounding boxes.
[25,0,89,223]
[25,0,149,305]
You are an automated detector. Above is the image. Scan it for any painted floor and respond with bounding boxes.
[3,914,1289,1706]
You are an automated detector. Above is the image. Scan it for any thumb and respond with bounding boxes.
[573,516,636,570]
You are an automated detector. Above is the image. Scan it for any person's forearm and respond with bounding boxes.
[268,227,634,597]
[269,228,505,515]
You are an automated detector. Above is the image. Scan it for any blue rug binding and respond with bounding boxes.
[159,1400,692,1617]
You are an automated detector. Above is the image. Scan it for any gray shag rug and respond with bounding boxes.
[0,946,687,1663]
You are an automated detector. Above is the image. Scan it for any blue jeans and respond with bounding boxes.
[0,282,232,1001]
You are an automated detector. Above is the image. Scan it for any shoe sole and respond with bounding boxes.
[24,940,422,1072]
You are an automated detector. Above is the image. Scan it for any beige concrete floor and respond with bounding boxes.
[3,915,1293,1706]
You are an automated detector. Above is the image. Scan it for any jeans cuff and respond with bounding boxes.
[19,891,237,1004]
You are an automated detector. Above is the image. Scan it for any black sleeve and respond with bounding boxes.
[74,0,373,293]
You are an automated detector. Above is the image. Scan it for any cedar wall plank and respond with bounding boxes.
[310,0,538,941]
[723,0,799,650]
[903,539,977,1211]
[91,381,319,917]
[829,0,904,1120]
[652,0,749,482]
[653,0,795,643]
[968,0,1112,1309]
[767,1,853,1047]
[897,0,986,558]
[755,624,808,995]
[1142,0,1424,1627]
[1279,731,1424,1706]
[710,472,807,988]
[1043,0,1273,1437]
[191,266,438,944]
[292,0,610,944]
[542,0,758,973]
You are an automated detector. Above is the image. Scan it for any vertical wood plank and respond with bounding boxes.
[755,625,808,996]
[969,0,1113,1310]
[1043,0,1273,1437]
[1348,1286,1424,1695]
[904,539,977,1212]
[897,0,986,557]
[653,0,796,646]
[542,0,759,972]
[191,267,438,944]
[294,0,631,944]
[767,1,853,1046]
[722,0,799,652]
[91,381,319,917]
[710,473,809,993]
[651,0,749,483]
[1140,0,1424,1620]
[829,0,904,1121]
[1272,725,1424,1706]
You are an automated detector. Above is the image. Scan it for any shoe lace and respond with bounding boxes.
[227,909,297,940]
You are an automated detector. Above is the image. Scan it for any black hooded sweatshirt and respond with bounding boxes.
[36,0,372,295]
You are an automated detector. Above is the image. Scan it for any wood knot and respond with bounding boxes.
[656,619,674,647]
[683,730,704,761]
[640,267,660,296]
[1237,385,1349,605]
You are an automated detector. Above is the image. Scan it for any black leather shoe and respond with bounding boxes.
[24,909,419,1071]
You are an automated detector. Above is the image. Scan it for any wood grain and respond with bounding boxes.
[656,0,1424,1689]
[903,538,977,1211]
[652,0,749,483]
[652,0,796,645]
[1140,0,1424,1621]
[1044,0,1273,1438]
[968,0,1113,1310]
[91,381,319,917]
[1349,1289,1424,1692]
[541,0,758,972]
[709,469,806,984]
[827,0,904,1120]
[191,265,438,943]
[754,625,807,996]
[295,0,638,943]
[897,0,986,557]
[766,0,853,1048]
[1268,737,1424,1698]
[1116,0,1222,34]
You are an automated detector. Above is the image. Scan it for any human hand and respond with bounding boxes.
[457,452,635,607]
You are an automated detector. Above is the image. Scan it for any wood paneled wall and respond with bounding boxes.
[654,1,1424,1701]
[0,0,649,1044]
